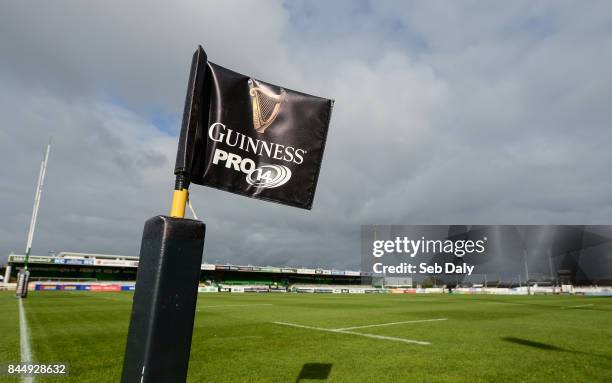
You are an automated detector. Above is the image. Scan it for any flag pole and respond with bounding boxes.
[170,189,188,218]
[170,174,189,218]
[121,49,206,383]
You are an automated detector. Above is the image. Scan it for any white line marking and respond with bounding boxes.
[563,304,594,309]
[340,330,430,345]
[475,300,531,306]
[209,335,264,340]
[86,294,133,302]
[274,321,430,345]
[198,303,273,309]
[19,298,35,383]
[333,318,447,331]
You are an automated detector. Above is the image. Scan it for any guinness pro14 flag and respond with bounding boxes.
[175,46,334,209]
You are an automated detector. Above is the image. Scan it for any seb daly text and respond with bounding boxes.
[370,236,486,276]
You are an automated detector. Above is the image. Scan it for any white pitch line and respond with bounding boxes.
[274,321,430,345]
[563,304,594,309]
[198,303,273,310]
[209,335,264,340]
[19,298,35,383]
[84,293,133,302]
[340,330,430,345]
[333,318,447,331]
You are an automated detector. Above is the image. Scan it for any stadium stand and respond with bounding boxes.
[3,252,363,289]
[3,252,611,295]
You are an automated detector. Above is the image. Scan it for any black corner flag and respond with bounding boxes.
[120,48,209,382]
[175,46,333,210]
[121,45,333,383]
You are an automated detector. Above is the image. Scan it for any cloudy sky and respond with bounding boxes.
[1,1,612,270]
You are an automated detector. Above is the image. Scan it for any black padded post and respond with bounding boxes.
[121,215,205,383]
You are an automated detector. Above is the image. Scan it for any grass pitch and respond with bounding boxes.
[1,291,611,382]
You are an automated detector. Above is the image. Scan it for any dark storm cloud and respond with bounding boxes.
[1,1,612,271]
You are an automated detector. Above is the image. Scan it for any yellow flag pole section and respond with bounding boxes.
[170,189,189,218]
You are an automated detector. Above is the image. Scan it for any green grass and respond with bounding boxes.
[1,291,611,382]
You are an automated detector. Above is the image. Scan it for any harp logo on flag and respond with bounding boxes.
[249,79,286,133]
